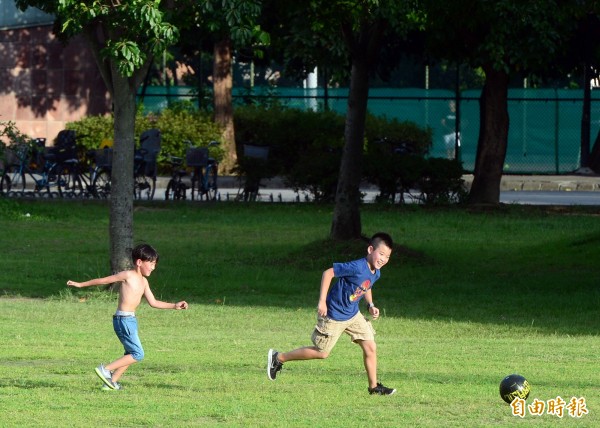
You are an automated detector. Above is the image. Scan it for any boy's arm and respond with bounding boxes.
[143,284,188,310]
[317,267,335,317]
[66,271,128,288]
[364,289,380,320]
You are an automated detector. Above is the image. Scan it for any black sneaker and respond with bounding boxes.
[368,383,396,395]
[267,349,283,381]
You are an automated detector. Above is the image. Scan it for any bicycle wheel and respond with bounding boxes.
[57,168,83,198]
[205,164,218,201]
[134,175,155,200]
[92,169,111,198]
[0,172,10,195]
[38,162,62,198]
[148,177,156,200]
[190,170,200,201]
[5,167,26,196]
[165,179,175,200]
[166,179,186,200]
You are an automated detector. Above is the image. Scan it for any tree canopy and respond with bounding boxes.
[424,0,580,204]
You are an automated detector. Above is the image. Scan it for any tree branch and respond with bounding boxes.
[83,22,114,95]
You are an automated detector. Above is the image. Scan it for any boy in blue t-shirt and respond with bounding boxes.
[268,232,395,395]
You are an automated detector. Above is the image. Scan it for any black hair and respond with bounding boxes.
[370,232,393,250]
[132,243,159,263]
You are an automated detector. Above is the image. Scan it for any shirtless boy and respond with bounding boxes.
[67,244,188,390]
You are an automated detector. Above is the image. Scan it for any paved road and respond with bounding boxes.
[499,191,600,206]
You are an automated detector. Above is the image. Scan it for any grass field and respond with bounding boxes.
[1,199,599,427]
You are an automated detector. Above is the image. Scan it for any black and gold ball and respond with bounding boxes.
[499,374,531,404]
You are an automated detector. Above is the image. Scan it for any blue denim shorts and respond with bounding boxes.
[113,315,144,361]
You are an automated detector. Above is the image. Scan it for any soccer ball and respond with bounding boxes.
[499,374,531,404]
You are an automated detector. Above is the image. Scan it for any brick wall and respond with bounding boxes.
[0,24,111,144]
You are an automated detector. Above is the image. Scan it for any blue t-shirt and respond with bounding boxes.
[326,258,380,321]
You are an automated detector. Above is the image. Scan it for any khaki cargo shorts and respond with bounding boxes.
[311,311,375,354]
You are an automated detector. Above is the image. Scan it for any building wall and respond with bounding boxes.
[0,1,54,29]
[0,24,111,144]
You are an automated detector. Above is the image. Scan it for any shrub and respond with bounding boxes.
[364,150,427,204]
[152,108,224,164]
[64,115,114,151]
[1,120,36,171]
[65,107,224,173]
[232,105,471,204]
[234,105,465,204]
[365,136,467,205]
[417,158,467,205]
[364,114,432,156]
[285,144,342,202]
[361,117,433,204]
[234,105,346,200]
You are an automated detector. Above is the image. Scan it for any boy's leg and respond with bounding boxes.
[110,365,130,383]
[268,346,328,381]
[268,315,346,380]
[347,314,394,394]
[356,339,378,388]
[278,313,345,363]
[100,316,144,386]
[106,354,137,371]
[278,346,328,362]
[106,354,138,381]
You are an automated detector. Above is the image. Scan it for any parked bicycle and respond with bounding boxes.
[57,147,112,199]
[133,129,161,200]
[89,148,112,198]
[186,140,220,201]
[0,143,10,196]
[233,144,270,202]
[164,155,188,200]
[0,137,75,198]
[76,129,160,200]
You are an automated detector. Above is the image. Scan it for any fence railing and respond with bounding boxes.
[137,86,600,174]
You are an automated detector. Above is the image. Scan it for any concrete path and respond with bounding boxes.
[153,174,600,205]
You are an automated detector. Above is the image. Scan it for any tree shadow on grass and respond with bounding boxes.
[0,378,57,389]
[49,231,598,338]
[280,236,432,271]
[7,202,600,338]
[268,227,600,337]
[379,232,600,337]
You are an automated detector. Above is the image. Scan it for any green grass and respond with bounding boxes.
[1,199,599,426]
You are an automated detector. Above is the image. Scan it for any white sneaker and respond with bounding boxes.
[101,381,122,390]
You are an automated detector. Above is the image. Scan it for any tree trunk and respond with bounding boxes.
[330,56,369,240]
[213,37,236,172]
[468,67,510,205]
[109,69,136,274]
[589,129,600,173]
[578,63,591,171]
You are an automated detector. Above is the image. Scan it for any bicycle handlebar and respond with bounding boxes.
[184,140,220,148]
[167,155,184,165]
